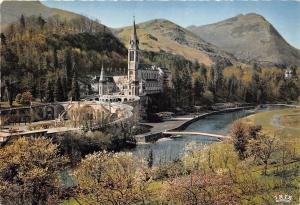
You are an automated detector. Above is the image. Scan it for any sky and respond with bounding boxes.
[43,1,300,49]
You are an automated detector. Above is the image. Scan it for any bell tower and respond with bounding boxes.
[99,64,106,96]
[128,16,140,96]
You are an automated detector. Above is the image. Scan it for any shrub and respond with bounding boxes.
[20,91,33,105]
[16,91,33,105]
[15,93,22,104]
[74,152,149,204]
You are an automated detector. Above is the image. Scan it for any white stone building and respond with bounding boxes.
[284,68,294,79]
[98,18,172,98]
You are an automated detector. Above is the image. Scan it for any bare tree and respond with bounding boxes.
[247,133,280,175]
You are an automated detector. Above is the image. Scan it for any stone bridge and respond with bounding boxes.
[85,94,140,103]
[0,102,73,126]
[0,99,140,145]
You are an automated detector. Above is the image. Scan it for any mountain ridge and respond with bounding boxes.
[187,13,300,67]
[1,1,81,29]
[115,18,237,66]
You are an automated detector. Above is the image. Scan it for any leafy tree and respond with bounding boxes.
[15,93,22,104]
[55,131,110,165]
[37,15,46,29]
[20,14,25,29]
[147,149,154,168]
[19,91,33,105]
[230,121,250,160]
[74,152,149,204]
[199,64,207,82]
[4,79,15,107]
[0,33,6,45]
[0,137,68,205]
[62,76,68,100]
[161,171,238,205]
[230,121,261,160]
[69,71,80,101]
[193,77,204,104]
[45,80,54,102]
[182,68,193,106]
[54,77,64,102]
[1,47,19,106]
[248,125,262,139]
[173,68,182,106]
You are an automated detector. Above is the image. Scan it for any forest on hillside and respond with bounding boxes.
[143,51,299,112]
[1,15,299,109]
[0,15,127,105]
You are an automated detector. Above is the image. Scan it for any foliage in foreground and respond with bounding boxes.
[161,171,239,205]
[0,137,68,205]
[1,121,299,205]
[73,152,150,205]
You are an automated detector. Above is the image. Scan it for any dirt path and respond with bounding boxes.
[271,114,300,130]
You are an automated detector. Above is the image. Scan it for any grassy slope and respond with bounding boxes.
[240,108,300,204]
[280,112,300,128]
[1,1,80,29]
[244,108,300,138]
[115,19,236,66]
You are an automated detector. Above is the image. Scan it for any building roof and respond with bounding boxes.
[139,64,160,71]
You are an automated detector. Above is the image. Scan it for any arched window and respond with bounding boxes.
[130,51,134,61]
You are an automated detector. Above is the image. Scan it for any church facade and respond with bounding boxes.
[98,19,172,98]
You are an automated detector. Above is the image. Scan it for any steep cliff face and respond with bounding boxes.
[188,13,300,66]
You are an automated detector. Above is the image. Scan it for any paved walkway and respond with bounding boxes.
[163,131,230,140]
[138,114,205,136]
[0,126,81,144]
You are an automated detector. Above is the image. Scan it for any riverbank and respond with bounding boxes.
[135,106,254,143]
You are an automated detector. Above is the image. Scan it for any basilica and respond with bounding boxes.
[97,19,172,99]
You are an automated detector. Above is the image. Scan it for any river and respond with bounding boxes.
[132,106,285,166]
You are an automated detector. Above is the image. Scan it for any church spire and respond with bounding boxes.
[100,63,105,82]
[130,16,139,49]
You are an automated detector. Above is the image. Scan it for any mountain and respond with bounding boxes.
[115,19,236,66]
[1,0,80,29]
[187,13,300,67]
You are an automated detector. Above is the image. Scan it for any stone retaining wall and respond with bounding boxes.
[135,106,255,143]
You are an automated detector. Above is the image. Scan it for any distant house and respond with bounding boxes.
[284,68,296,79]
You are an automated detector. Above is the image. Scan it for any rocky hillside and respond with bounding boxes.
[1,0,80,29]
[115,19,236,66]
[187,13,300,67]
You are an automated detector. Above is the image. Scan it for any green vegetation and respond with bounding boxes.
[244,108,300,138]
[1,119,299,204]
[1,9,300,205]
[0,137,69,205]
[144,51,299,113]
[15,91,33,105]
[280,113,300,128]
[74,152,149,204]
[1,14,299,112]
[1,15,127,105]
